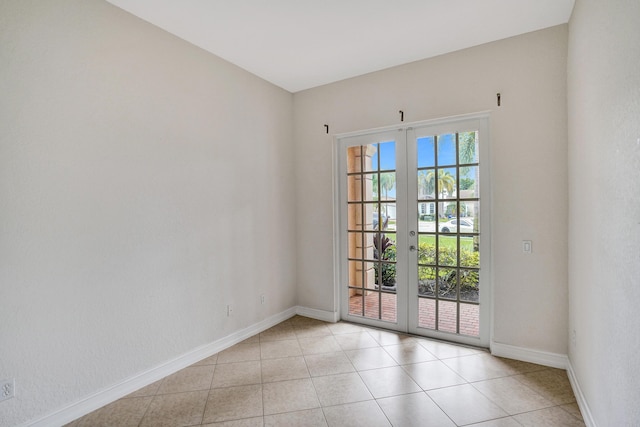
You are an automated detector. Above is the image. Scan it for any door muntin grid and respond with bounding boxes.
[338,115,489,345]
[346,141,398,323]
[416,131,480,336]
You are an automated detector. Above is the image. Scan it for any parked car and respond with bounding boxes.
[439,218,474,233]
[372,212,388,230]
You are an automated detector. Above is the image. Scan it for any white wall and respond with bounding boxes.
[294,26,568,354]
[567,0,640,424]
[0,1,295,425]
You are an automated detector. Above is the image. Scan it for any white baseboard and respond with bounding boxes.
[26,307,298,427]
[490,341,569,369]
[28,309,595,427]
[295,305,339,323]
[491,343,595,426]
[566,360,596,427]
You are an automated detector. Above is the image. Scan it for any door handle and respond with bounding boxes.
[409,245,417,252]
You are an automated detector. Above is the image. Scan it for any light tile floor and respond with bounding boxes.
[66,316,585,426]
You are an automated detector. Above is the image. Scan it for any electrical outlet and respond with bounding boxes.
[571,329,577,346]
[0,379,15,402]
[260,295,265,305]
[227,305,233,317]
[522,240,532,253]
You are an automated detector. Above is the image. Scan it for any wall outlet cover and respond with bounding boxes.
[0,379,15,402]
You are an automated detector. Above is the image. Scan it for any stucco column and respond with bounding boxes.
[347,145,377,296]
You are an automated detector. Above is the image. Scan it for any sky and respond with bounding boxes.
[370,134,457,171]
[368,135,459,200]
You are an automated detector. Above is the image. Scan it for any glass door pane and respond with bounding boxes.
[338,114,488,346]
[409,119,487,346]
[346,141,398,323]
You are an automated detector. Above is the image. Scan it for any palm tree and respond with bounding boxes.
[379,173,395,201]
[418,171,435,198]
[421,169,455,218]
[372,173,395,216]
[430,169,455,198]
[459,132,477,165]
[459,131,480,244]
[459,131,477,194]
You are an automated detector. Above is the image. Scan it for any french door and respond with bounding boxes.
[336,114,490,346]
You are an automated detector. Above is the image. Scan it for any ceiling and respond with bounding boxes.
[105,0,575,93]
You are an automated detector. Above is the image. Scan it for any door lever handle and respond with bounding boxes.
[409,245,417,252]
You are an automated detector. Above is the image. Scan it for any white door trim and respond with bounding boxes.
[333,111,492,346]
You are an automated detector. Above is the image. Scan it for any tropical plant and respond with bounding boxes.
[374,234,396,287]
[459,131,480,251]
[459,131,477,165]
[419,169,455,198]
[379,173,395,200]
[372,173,396,217]
[371,174,379,200]
[460,177,475,190]
[435,169,456,198]
[418,171,434,197]
[418,169,455,217]
[373,233,393,260]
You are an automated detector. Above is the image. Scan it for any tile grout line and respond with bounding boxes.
[259,331,266,424]
[70,316,584,426]
[135,373,164,427]
[299,330,331,426]
[198,362,217,426]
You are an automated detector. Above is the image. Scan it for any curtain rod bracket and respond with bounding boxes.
[324,124,329,134]
[497,93,501,107]
[399,110,404,122]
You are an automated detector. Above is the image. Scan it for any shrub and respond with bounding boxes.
[417,243,479,291]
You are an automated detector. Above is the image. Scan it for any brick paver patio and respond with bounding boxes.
[349,292,479,336]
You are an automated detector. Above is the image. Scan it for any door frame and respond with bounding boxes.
[335,128,409,333]
[333,112,492,347]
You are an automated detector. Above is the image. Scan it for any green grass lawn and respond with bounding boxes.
[419,234,474,251]
[383,233,475,251]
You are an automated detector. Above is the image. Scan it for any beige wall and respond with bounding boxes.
[0,1,295,425]
[14,0,640,424]
[568,0,640,424]
[294,26,569,354]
